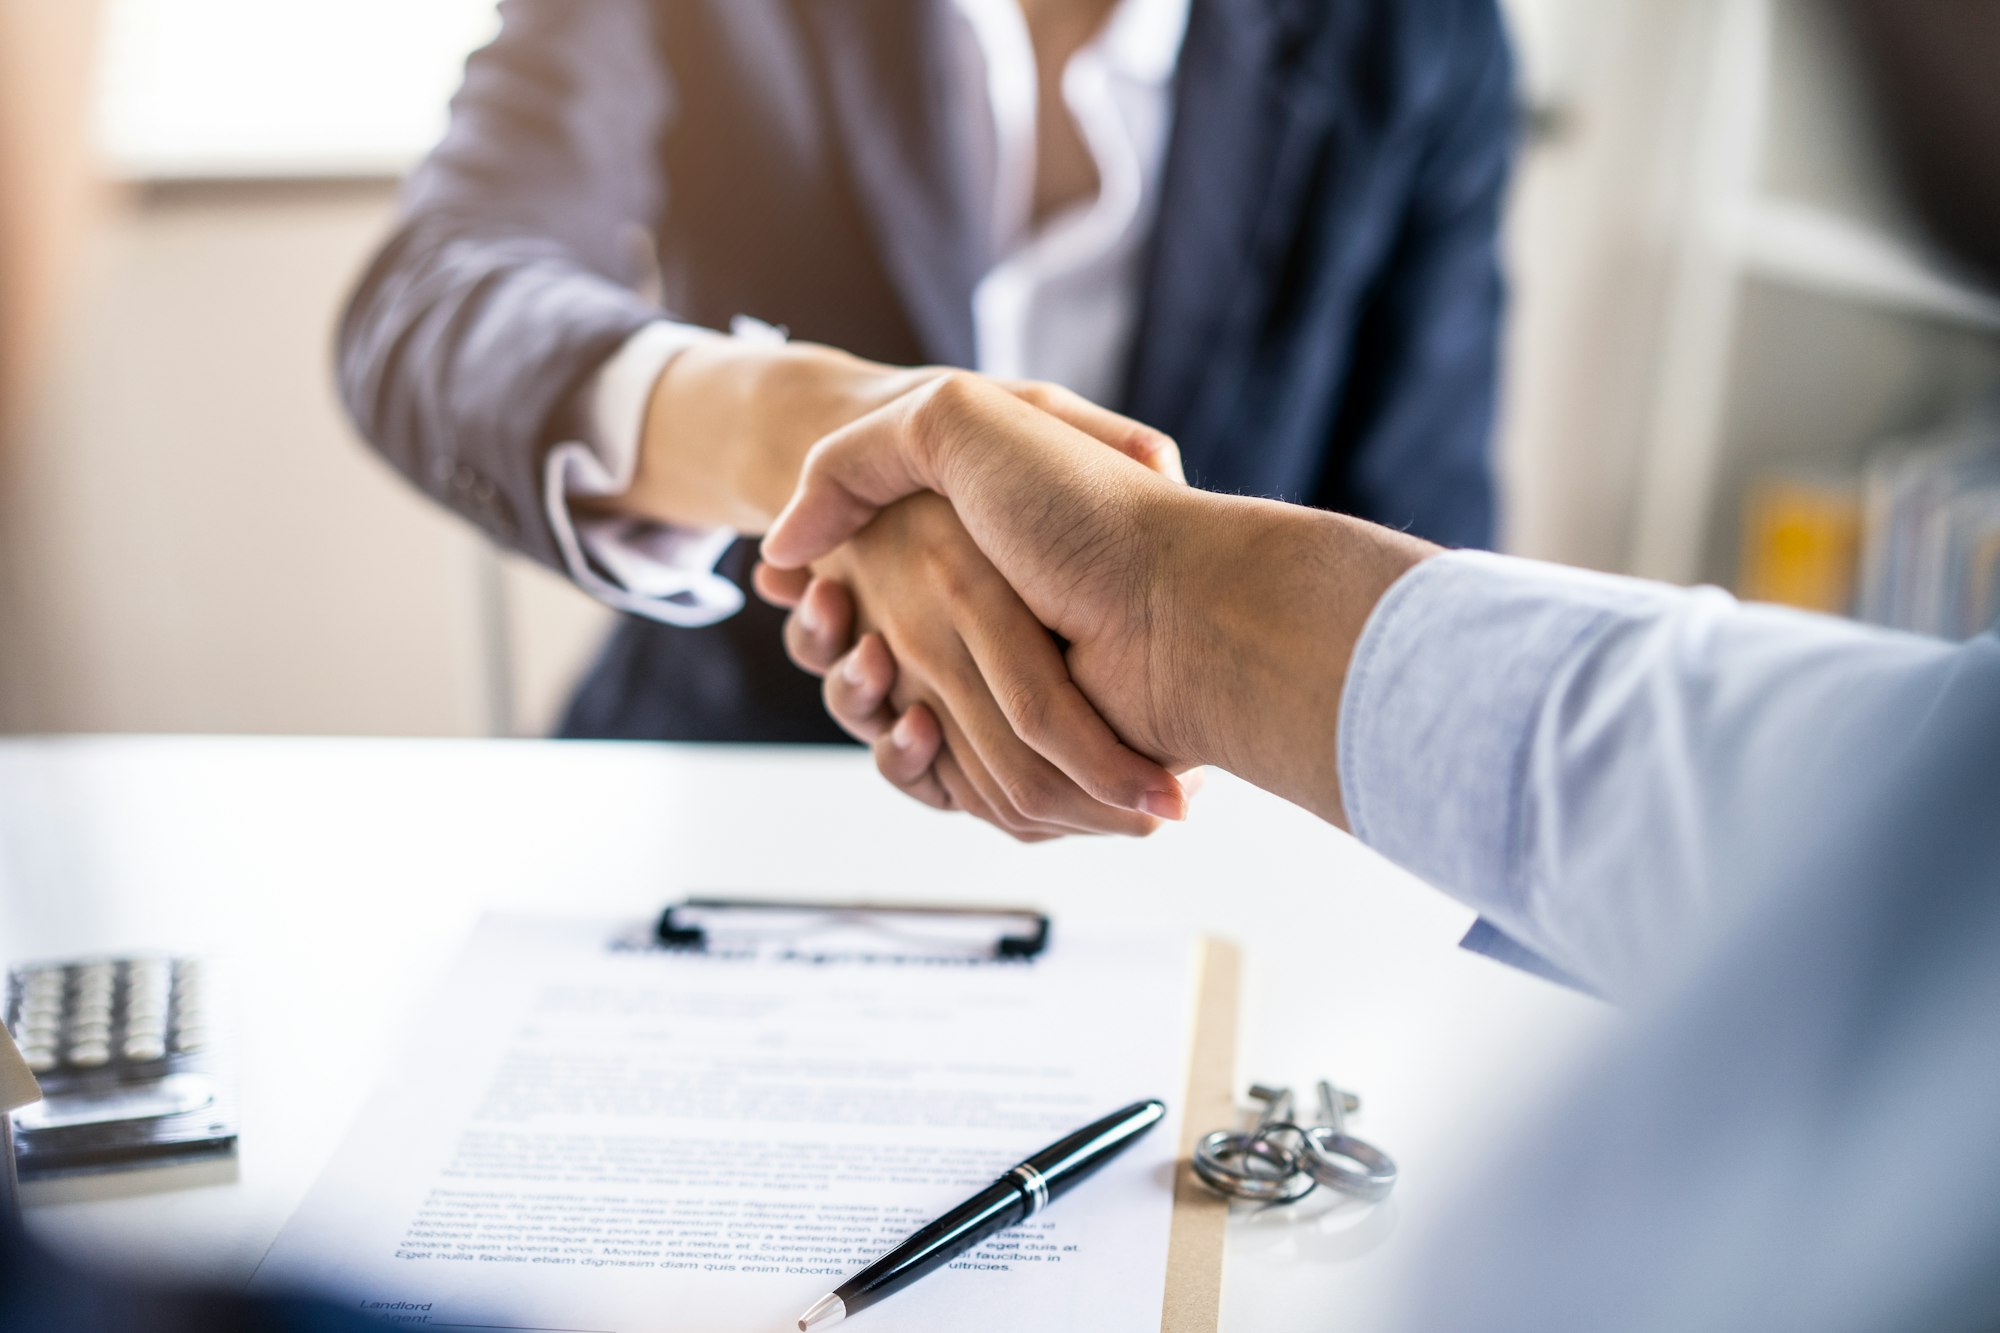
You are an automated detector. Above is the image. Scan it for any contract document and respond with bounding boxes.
[251,914,1201,1333]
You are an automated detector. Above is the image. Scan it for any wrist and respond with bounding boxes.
[1162,497,1436,827]
[622,339,933,533]
[735,345,945,530]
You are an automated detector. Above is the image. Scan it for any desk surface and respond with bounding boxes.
[0,736,1610,1331]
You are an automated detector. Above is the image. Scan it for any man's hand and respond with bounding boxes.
[754,378,1194,838]
[761,373,1440,828]
[762,374,1218,770]
[756,495,1180,838]
[592,344,1194,834]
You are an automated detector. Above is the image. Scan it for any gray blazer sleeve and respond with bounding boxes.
[336,0,673,567]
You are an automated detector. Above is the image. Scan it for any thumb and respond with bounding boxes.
[759,383,947,570]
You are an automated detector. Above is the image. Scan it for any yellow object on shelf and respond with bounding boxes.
[1740,474,1863,614]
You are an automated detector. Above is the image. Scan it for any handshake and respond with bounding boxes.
[641,349,1438,839]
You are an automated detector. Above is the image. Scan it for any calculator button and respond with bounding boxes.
[171,1029,207,1054]
[67,1042,111,1067]
[69,1021,113,1044]
[122,1036,168,1062]
[21,1046,57,1073]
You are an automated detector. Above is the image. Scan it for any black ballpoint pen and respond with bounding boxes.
[796,1099,1167,1329]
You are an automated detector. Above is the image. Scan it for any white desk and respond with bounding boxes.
[0,736,1610,1330]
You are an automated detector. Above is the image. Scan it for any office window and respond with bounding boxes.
[96,0,501,180]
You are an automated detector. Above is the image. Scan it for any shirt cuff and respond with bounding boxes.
[1338,551,1685,970]
[542,321,741,627]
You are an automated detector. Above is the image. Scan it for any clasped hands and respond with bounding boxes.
[617,339,1432,837]
[751,370,1204,842]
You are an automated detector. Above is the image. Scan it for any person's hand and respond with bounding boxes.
[587,339,1194,836]
[753,379,1193,839]
[760,373,1439,828]
[756,494,1180,839]
[761,373,1213,771]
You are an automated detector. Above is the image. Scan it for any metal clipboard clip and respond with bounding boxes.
[637,898,1052,964]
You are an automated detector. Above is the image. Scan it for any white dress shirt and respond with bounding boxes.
[541,0,1191,626]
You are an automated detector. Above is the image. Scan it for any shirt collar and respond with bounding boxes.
[946,0,1190,87]
[1091,0,1192,85]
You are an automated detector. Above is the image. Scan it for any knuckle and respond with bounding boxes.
[783,620,820,675]
[918,541,978,607]
[821,673,859,725]
[911,371,983,438]
[874,746,908,784]
[999,767,1062,824]
[1035,381,1078,410]
[996,676,1055,747]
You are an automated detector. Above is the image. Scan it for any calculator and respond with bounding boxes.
[3,956,237,1179]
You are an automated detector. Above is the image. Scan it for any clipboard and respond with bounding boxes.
[1164,936,1238,1333]
[650,898,1236,1333]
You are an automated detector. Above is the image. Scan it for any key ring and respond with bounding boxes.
[1193,1126,1320,1204]
[1191,1081,1397,1207]
[1296,1126,1397,1202]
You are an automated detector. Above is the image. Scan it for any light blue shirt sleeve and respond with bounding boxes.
[1338,550,1969,1000]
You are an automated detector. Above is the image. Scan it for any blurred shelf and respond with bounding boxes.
[1732,198,2000,334]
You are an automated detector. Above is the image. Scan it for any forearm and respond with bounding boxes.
[1337,552,1984,998]
[1165,495,1437,826]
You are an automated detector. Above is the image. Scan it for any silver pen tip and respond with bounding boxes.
[797,1293,846,1330]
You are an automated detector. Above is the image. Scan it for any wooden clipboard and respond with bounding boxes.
[1161,936,1240,1333]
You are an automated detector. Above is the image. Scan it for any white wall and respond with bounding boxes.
[0,182,610,738]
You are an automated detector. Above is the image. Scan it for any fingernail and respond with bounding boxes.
[797,602,821,634]
[842,654,868,687]
[1140,790,1185,822]
[892,714,920,750]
